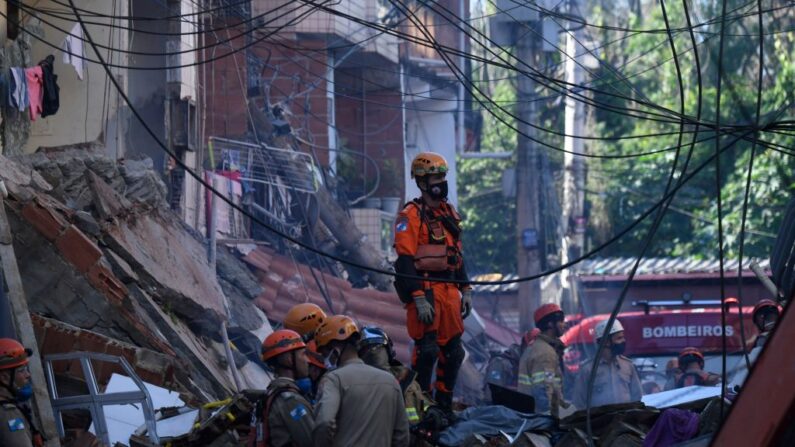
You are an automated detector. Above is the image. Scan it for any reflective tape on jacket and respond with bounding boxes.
[406,407,420,423]
[519,372,561,387]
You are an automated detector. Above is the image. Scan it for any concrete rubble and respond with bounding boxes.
[0,148,273,407]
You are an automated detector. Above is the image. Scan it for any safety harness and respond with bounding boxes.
[248,381,301,447]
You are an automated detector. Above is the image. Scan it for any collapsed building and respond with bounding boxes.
[0,148,274,442]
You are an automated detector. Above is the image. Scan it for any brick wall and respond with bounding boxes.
[202,22,330,164]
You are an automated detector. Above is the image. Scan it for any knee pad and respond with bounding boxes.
[416,332,440,362]
[442,335,465,366]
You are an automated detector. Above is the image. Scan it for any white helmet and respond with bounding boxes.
[594,319,624,340]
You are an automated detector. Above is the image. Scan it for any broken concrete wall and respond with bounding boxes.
[18,149,166,210]
[0,151,264,400]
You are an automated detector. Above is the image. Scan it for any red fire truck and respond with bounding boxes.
[561,300,758,389]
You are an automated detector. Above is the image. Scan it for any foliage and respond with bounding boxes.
[459,79,517,274]
[586,0,795,259]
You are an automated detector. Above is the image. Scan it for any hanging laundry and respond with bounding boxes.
[9,67,29,112]
[25,66,44,121]
[62,22,84,80]
[38,55,60,117]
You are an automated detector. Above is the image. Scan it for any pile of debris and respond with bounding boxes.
[0,149,272,425]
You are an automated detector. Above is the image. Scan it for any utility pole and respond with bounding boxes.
[560,0,587,312]
[516,31,542,332]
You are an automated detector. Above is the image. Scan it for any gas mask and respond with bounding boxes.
[610,342,627,356]
[15,382,33,402]
[324,347,341,370]
[295,377,313,395]
[428,181,448,201]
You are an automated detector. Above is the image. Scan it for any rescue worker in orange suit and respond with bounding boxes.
[0,338,44,447]
[393,152,472,411]
[517,304,570,417]
[675,347,721,388]
[752,299,782,349]
[313,316,409,447]
[284,303,327,342]
[254,330,316,447]
[572,319,642,409]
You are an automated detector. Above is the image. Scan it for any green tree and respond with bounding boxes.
[586,0,795,259]
[458,79,517,274]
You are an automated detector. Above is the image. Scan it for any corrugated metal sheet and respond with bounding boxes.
[473,257,771,293]
[580,257,769,276]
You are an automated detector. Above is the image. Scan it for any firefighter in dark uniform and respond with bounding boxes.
[393,152,472,411]
[0,338,43,447]
[253,330,315,447]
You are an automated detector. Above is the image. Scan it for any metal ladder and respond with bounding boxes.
[42,351,160,446]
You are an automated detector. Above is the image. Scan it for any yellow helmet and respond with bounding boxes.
[315,315,359,348]
[284,303,327,339]
[411,152,448,179]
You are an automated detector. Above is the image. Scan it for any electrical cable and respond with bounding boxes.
[51,0,687,285]
[15,1,327,59]
[387,0,689,160]
[308,0,792,141]
[388,0,794,166]
[48,0,252,21]
[0,1,330,71]
[713,0,730,417]
[732,0,768,382]
[67,0,794,289]
[583,0,690,436]
[529,0,792,37]
[16,0,775,143]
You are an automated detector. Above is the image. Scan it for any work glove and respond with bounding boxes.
[414,295,435,325]
[461,288,473,319]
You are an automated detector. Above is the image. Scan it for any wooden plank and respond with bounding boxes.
[0,198,61,446]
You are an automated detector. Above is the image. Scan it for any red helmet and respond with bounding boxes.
[261,330,306,362]
[753,299,781,319]
[723,297,740,309]
[0,338,31,370]
[534,303,563,326]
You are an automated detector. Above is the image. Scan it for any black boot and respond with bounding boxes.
[435,390,453,411]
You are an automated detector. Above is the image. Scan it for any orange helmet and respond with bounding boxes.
[315,315,359,348]
[0,338,31,370]
[284,303,327,339]
[410,152,448,179]
[261,329,306,362]
[534,303,563,326]
[678,347,704,368]
[305,340,326,370]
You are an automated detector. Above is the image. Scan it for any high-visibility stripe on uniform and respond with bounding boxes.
[406,407,420,423]
[519,372,561,387]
